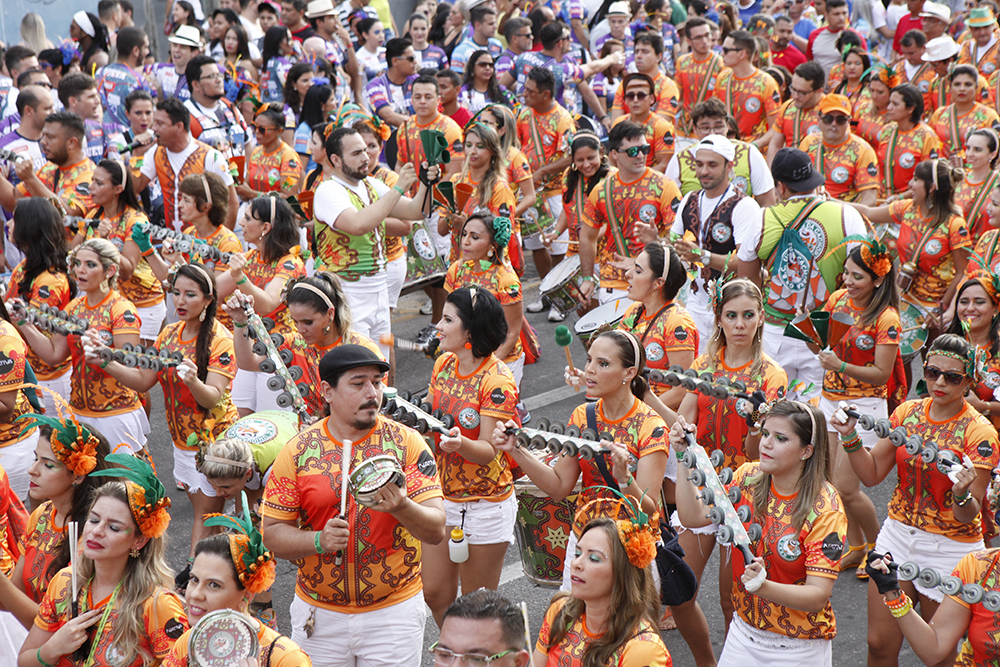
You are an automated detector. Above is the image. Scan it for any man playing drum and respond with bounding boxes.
[579,121,680,306]
[261,344,446,667]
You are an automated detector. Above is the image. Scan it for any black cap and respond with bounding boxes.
[772,147,825,193]
[319,344,390,385]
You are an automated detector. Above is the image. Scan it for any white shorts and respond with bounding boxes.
[164,292,179,326]
[289,591,426,667]
[503,353,525,387]
[339,277,391,358]
[762,323,823,400]
[172,447,218,497]
[670,508,719,536]
[0,610,28,667]
[443,494,517,545]
[386,255,407,309]
[818,394,888,450]
[231,368,286,413]
[73,407,149,454]
[875,517,983,602]
[718,616,832,667]
[685,288,713,356]
[137,300,167,340]
[38,371,72,416]
[0,428,40,500]
[597,287,628,305]
[427,212,451,259]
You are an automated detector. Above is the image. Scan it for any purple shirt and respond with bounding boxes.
[417,45,449,71]
[97,62,157,132]
[366,73,417,121]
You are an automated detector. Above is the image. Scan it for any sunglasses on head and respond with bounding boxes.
[820,113,849,124]
[624,91,649,101]
[923,365,966,385]
[618,144,652,157]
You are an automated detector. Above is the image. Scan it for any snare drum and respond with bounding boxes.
[540,255,584,315]
[187,609,258,667]
[514,480,580,587]
[402,219,448,296]
[899,297,930,360]
[574,298,632,351]
[350,455,405,507]
[521,193,556,240]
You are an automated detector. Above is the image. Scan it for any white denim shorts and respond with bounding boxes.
[876,517,984,602]
[443,494,517,545]
[819,394,888,450]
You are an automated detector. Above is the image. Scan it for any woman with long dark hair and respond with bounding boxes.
[282,62,316,127]
[5,199,75,415]
[956,128,1000,239]
[877,83,943,197]
[222,24,258,81]
[853,64,898,150]
[260,26,296,103]
[69,11,109,70]
[544,132,610,258]
[833,47,870,109]
[294,85,335,172]
[948,272,1000,431]
[459,50,515,113]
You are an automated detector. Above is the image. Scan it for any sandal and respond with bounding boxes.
[839,544,865,572]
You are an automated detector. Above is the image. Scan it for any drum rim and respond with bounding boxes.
[188,609,259,666]
[539,254,582,290]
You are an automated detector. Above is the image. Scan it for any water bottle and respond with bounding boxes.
[449,527,469,563]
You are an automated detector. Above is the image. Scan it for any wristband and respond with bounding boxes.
[392,185,405,195]
[100,359,111,369]
[580,275,598,285]
[15,319,26,326]
[621,474,635,487]
[675,450,686,461]
[839,361,847,373]
[36,648,55,667]
[314,531,325,554]
[884,592,913,618]
[141,246,156,257]
[235,275,248,286]
[955,491,973,507]
[233,322,248,329]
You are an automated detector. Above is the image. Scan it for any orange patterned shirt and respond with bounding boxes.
[446,173,516,262]
[774,98,824,150]
[612,70,681,124]
[395,113,465,196]
[429,353,518,502]
[0,320,34,447]
[877,122,941,196]
[181,224,243,272]
[444,259,522,362]
[821,289,900,400]
[294,333,384,417]
[612,113,675,167]
[617,301,698,395]
[35,569,188,667]
[15,159,94,215]
[242,249,305,341]
[84,206,164,308]
[154,321,238,450]
[713,68,781,142]
[928,103,1000,159]
[583,168,681,290]
[852,99,887,151]
[799,133,879,202]
[970,230,1000,277]
[887,399,1000,541]
[66,290,142,416]
[536,597,672,667]
[956,173,1000,239]
[21,501,63,603]
[675,51,724,134]
[690,351,787,471]
[261,415,443,612]
[889,200,971,307]
[164,623,311,667]
[516,103,576,196]
[244,142,302,194]
[951,549,1000,667]
[727,462,846,641]
[7,264,72,381]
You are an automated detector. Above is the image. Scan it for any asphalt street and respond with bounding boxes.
[149,260,928,666]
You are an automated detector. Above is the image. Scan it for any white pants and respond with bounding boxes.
[762,322,823,400]
[137,300,167,340]
[339,276,391,358]
[77,407,150,454]
[39,371,72,416]
[718,616,832,667]
[0,428,40,500]
[231,368,286,413]
[289,592,426,667]
[875,517,983,602]
[386,255,406,309]
[818,395,888,450]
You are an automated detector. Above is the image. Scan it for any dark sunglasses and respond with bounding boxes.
[251,124,277,133]
[618,144,651,157]
[722,46,744,54]
[923,365,966,386]
[624,91,649,101]
[820,113,849,125]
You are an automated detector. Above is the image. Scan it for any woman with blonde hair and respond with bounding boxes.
[19,14,53,54]
[473,104,537,220]
[18,454,188,667]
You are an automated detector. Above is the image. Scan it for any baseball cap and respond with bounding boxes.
[772,148,825,192]
[319,345,390,385]
[818,94,852,116]
[694,134,735,162]
[922,35,961,61]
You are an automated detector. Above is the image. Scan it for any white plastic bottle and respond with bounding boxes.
[449,527,469,563]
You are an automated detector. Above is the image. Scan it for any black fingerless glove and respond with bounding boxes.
[865,550,900,594]
[744,390,767,429]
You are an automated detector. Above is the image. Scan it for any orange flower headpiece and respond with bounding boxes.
[204,491,276,595]
[965,250,1000,307]
[574,486,658,570]
[863,62,902,90]
[91,453,171,538]
[16,385,99,476]
[825,234,892,277]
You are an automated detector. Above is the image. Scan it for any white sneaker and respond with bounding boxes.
[548,307,566,322]
[527,298,545,313]
[419,299,433,315]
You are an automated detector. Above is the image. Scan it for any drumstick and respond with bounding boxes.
[521,601,535,667]
[380,333,427,352]
[335,438,352,567]
[554,326,578,392]
[69,522,79,618]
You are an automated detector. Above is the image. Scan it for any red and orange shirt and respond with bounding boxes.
[821,289,900,400]
[446,173,516,262]
[852,100,888,151]
[958,39,1000,76]
[21,501,64,603]
[506,147,532,191]
[395,113,464,196]
[0,465,26,575]
[6,264,72,381]
[261,415,443,612]
[66,290,142,416]
[428,353,518,502]
[583,168,681,290]
[444,259,522,362]
[164,622,311,667]
[951,548,1000,667]
[612,70,681,124]
[181,224,243,272]
[889,200,970,307]
[690,350,787,471]
[244,142,302,195]
[887,399,1000,542]
[727,462,846,641]
[370,166,405,262]
[970,229,1000,277]
[929,103,1000,159]
[799,133,879,202]
[956,173,1000,239]
[242,249,306,342]
[617,301,698,395]
[0,320,33,447]
[536,597,672,667]
[877,122,942,196]
[84,206,163,308]
[774,98,823,150]
[713,68,781,142]
[294,332,384,417]
[674,51,724,134]
[36,570,187,667]
[15,159,94,215]
[154,321,238,451]
[516,103,576,196]
[973,351,1000,432]
[612,113,675,167]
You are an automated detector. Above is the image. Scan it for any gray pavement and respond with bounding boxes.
[150,261,926,666]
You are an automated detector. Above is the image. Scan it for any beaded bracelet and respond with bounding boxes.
[884,592,912,618]
[314,531,325,554]
[955,491,973,507]
[840,430,862,453]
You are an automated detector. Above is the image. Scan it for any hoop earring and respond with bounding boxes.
[600,155,609,166]
[487,248,495,258]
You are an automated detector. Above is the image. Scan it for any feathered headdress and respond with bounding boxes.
[964,250,1000,307]
[707,273,735,314]
[862,62,902,90]
[574,486,658,570]
[16,385,100,476]
[203,491,275,596]
[825,234,892,277]
[90,453,171,538]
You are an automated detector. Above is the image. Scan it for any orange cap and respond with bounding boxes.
[818,94,852,117]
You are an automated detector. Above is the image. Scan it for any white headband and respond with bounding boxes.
[73,11,96,38]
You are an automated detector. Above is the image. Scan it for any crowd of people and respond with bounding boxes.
[1,0,1000,665]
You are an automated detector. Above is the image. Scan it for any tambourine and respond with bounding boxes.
[187,609,259,667]
[350,455,405,507]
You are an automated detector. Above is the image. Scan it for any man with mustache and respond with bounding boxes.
[262,344,445,667]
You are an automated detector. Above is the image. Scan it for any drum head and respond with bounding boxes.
[225,410,299,452]
[898,300,928,357]
[574,298,632,337]
[539,255,582,292]
[188,610,258,667]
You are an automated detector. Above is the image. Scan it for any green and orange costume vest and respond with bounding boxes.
[154,140,212,229]
[315,178,386,282]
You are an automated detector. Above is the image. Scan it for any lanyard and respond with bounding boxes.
[81,579,123,666]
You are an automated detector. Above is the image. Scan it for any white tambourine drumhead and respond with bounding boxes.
[350,455,405,507]
[188,609,259,667]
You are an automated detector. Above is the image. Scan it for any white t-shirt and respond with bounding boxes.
[671,187,762,304]
[665,142,774,198]
[735,195,867,264]
[314,174,391,231]
[139,138,235,229]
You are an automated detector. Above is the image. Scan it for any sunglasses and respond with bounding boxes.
[820,113,849,124]
[624,91,650,101]
[476,60,495,67]
[617,144,652,157]
[251,124,277,134]
[923,365,966,386]
[722,46,744,54]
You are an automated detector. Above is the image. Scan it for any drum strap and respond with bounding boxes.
[587,402,619,491]
[265,636,280,666]
[603,175,630,256]
[694,56,720,108]
[967,171,1000,233]
[904,213,943,275]
[635,302,675,346]
[883,126,900,194]
[948,105,962,157]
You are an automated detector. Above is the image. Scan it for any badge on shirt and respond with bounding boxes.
[854,333,875,351]
[831,167,850,184]
[458,407,481,429]
[899,152,916,169]
[711,222,732,243]
[645,342,664,362]
[821,532,844,562]
[638,204,657,223]
[777,534,802,561]
[924,239,943,256]
[745,98,761,113]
